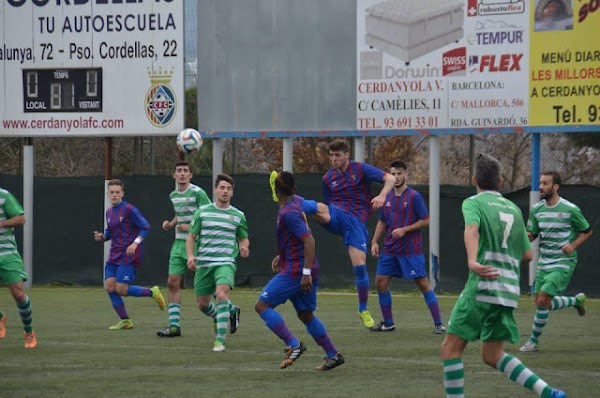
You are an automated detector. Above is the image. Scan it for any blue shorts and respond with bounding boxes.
[322,205,368,252]
[376,254,427,280]
[258,273,318,312]
[104,264,137,284]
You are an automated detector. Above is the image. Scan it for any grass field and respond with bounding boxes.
[1,287,599,398]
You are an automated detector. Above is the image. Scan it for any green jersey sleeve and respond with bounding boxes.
[570,205,590,233]
[237,213,249,239]
[189,209,202,236]
[461,197,481,227]
[4,192,24,218]
[196,188,211,206]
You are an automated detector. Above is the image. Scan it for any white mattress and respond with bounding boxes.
[364,0,464,63]
[365,28,464,64]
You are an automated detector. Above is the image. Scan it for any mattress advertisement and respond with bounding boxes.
[357,0,530,130]
[529,0,600,126]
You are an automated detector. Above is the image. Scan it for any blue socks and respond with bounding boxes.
[260,307,298,347]
[353,265,370,312]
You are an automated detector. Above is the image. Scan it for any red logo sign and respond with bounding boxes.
[467,0,478,17]
[442,47,467,76]
[478,54,523,72]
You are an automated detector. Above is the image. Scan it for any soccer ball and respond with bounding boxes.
[176,128,203,154]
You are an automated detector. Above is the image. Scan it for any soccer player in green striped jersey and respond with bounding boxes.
[186,174,249,352]
[0,187,36,349]
[520,171,592,353]
[157,162,211,338]
[441,155,566,398]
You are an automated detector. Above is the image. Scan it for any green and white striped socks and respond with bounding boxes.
[497,353,554,397]
[168,303,181,328]
[17,295,32,333]
[443,358,464,397]
[550,296,577,310]
[214,301,229,344]
[528,307,549,345]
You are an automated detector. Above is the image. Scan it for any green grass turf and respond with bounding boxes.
[0,287,599,397]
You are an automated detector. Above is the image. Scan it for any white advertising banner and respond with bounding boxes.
[357,0,530,130]
[0,0,184,137]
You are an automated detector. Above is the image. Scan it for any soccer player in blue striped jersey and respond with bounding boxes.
[441,154,565,398]
[94,179,166,330]
[519,171,592,353]
[257,172,344,371]
[370,161,444,334]
[0,187,36,349]
[157,162,211,338]
[302,139,395,328]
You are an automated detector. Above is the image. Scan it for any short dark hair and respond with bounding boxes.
[328,139,350,153]
[541,171,561,187]
[174,161,191,173]
[215,173,234,188]
[275,171,296,197]
[107,179,124,189]
[475,154,501,190]
[390,160,407,170]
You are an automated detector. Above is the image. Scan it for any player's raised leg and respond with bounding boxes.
[488,343,566,398]
[349,246,374,328]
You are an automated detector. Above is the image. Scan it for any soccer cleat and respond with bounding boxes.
[151,286,166,311]
[519,341,538,352]
[213,341,226,352]
[280,342,307,369]
[574,293,586,316]
[109,319,134,330]
[316,352,345,371]
[157,326,181,338]
[269,171,279,202]
[24,331,37,349]
[434,323,447,334]
[0,315,6,339]
[370,321,395,332]
[230,305,241,334]
[358,310,375,328]
[550,388,567,398]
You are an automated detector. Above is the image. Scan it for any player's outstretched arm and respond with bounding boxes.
[0,214,25,228]
[371,173,396,209]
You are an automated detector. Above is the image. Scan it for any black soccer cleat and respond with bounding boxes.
[157,326,181,338]
[370,321,396,332]
[316,352,345,371]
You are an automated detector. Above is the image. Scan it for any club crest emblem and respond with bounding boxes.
[145,67,177,127]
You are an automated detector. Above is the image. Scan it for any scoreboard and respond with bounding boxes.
[23,68,103,113]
